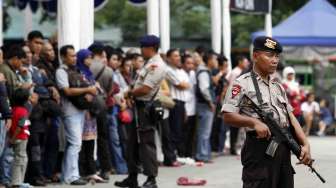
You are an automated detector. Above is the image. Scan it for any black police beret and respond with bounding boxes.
[253,36,283,53]
[140,35,160,47]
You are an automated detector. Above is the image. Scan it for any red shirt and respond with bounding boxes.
[282,83,305,117]
[10,106,30,140]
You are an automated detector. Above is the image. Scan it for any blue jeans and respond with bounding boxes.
[107,109,128,174]
[61,112,85,183]
[196,103,215,161]
[0,139,13,185]
[0,120,6,156]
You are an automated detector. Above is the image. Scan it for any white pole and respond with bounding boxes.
[79,0,94,49]
[222,0,231,71]
[159,0,170,53]
[211,0,221,54]
[24,5,33,40]
[265,0,272,37]
[0,0,3,46]
[58,0,81,51]
[147,0,160,36]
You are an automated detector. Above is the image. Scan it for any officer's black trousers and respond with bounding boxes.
[126,104,158,177]
[241,134,294,188]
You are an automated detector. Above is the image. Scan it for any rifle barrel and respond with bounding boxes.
[310,166,326,183]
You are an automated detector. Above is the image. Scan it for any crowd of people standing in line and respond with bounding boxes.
[0,30,333,188]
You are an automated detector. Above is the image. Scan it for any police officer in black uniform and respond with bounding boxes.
[115,35,167,188]
[221,36,313,188]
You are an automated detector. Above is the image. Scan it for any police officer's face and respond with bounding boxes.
[141,47,151,59]
[254,51,280,75]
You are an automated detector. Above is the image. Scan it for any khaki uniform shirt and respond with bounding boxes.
[133,54,167,101]
[221,72,293,131]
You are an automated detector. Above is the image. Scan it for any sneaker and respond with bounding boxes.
[70,179,87,186]
[114,177,138,188]
[19,183,34,188]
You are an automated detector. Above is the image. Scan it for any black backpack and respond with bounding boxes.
[62,67,92,110]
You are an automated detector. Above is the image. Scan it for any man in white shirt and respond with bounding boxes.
[181,54,197,158]
[301,93,320,135]
[226,56,250,84]
[165,49,190,157]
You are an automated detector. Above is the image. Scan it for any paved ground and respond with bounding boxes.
[51,136,335,188]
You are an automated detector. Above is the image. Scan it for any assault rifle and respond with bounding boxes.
[243,95,326,183]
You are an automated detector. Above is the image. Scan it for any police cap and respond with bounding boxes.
[253,36,282,53]
[140,35,160,48]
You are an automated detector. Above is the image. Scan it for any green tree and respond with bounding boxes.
[5,0,336,48]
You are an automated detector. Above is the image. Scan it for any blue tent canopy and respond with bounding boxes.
[252,0,336,46]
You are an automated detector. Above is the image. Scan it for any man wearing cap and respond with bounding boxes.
[221,36,313,188]
[115,35,166,188]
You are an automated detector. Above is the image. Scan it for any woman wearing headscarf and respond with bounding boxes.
[282,66,305,121]
[76,49,106,183]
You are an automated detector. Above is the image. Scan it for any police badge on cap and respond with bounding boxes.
[253,36,283,53]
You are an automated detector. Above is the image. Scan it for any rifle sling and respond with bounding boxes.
[251,71,263,105]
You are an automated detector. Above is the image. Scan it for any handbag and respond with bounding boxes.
[118,109,133,124]
[158,94,175,109]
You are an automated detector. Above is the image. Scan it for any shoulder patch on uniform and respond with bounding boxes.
[231,84,241,99]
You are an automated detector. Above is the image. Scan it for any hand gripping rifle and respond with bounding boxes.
[242,95,326,183]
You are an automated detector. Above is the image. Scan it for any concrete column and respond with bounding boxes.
[222,0,231,70]
[265,0,272,37]
[159,0,170,53]
[58,0,81,51]
[211,0,221,54]
[147,0,160,36]
[80,0,94,49]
